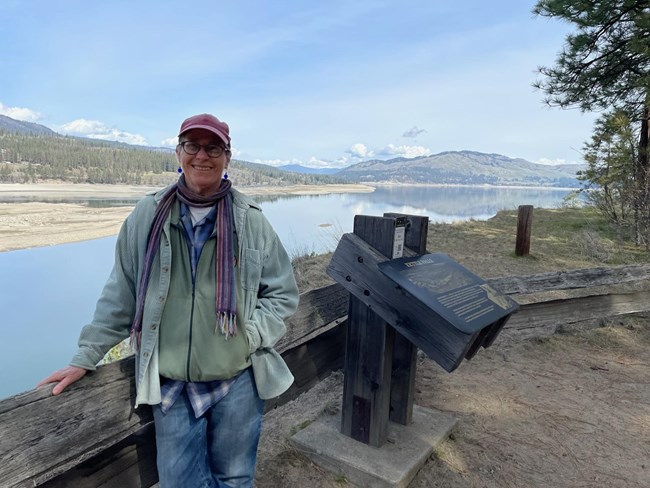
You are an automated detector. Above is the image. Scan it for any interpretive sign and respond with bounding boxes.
[327,212,520,449]
[378,253,518,335]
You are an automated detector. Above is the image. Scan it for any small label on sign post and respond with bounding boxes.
[392,223,406,258]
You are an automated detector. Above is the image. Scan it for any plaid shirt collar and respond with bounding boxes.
[179,202,217,282]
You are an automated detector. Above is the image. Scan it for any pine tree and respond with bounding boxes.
[534,0,650,244]
[580,110,637,227]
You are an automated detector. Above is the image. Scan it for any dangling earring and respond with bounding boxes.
[177,166,182,174]
[223,172,229,180]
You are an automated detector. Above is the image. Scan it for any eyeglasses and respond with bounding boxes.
[178,141,227,158]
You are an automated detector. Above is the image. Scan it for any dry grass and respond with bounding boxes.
[292,206,650,292]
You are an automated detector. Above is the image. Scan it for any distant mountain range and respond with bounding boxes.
[333,151,583,188]
[279,151,583,188]
[0,115,583,188]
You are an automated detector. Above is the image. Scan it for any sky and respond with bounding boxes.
[0,0,597,168]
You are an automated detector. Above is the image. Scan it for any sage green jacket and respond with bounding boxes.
[70,186,299,406]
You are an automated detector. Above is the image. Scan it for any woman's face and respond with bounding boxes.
[176,128,230,195]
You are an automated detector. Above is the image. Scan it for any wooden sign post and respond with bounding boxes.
[328,213,519,448]
[383,213,429,426]
[339,214,429,446]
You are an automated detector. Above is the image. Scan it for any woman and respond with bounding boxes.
[38,113,299,487]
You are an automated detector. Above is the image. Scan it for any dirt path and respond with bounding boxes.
[256,318,650,488]
[411,320,650,488]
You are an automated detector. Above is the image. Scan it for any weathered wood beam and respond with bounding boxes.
[498,289,650,344]
[277,283,347,352]
[41,425,157,488]
[487,264,650,295]
[0,360,153,488]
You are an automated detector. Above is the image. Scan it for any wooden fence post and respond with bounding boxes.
[515,205,534,257]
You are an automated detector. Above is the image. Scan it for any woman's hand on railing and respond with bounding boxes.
[37,366,87,395]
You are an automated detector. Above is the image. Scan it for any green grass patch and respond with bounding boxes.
[289,420,313,436]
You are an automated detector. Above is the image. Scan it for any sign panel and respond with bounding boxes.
[378,253,519,334]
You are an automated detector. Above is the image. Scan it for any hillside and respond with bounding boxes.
[336,150,583,187]
[0,115,57,136]
[0,129,344,187]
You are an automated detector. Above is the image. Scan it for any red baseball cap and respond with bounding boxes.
[178,113,231,147]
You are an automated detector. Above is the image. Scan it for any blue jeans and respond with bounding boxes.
[152,368,265,488]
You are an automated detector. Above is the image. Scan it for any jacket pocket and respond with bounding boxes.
[242,248,262,291]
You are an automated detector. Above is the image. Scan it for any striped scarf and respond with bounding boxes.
[130,175,236,350]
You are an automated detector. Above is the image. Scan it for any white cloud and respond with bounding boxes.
[249,142,431,170]
[402,126,426,138]
[0,102,43,122]
[60,119,107,134]
[161,136,177,147]
[58,118,148,145]
[536,158,564,165]
[535,157,582,166]
[377,144,431,158]
[304,156,346,169]
[346,143,374,159]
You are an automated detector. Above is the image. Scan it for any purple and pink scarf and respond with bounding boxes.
[130,175,236,349]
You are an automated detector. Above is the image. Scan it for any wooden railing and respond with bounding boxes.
[1,264,649,488]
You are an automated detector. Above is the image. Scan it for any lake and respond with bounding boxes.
[258,185,575,255]
[0,185,575,398]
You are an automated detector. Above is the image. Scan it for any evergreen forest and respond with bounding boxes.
[0,130,344,187]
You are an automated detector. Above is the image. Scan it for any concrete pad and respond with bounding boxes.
[289,405,456,488]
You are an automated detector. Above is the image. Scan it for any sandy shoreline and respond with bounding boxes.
[0,182,374,252]
[0,182,374,198]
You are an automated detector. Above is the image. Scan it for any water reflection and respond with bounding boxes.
[255,186,575,255]
[0,195,139,207]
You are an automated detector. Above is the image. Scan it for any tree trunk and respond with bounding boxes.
[637,102,650,247]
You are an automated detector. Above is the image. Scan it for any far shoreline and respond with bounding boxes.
[0,181,580,200]
[368,181,581,191]
[0,182,375,199]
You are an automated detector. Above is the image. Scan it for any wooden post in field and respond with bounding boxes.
[515,205,534,257]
